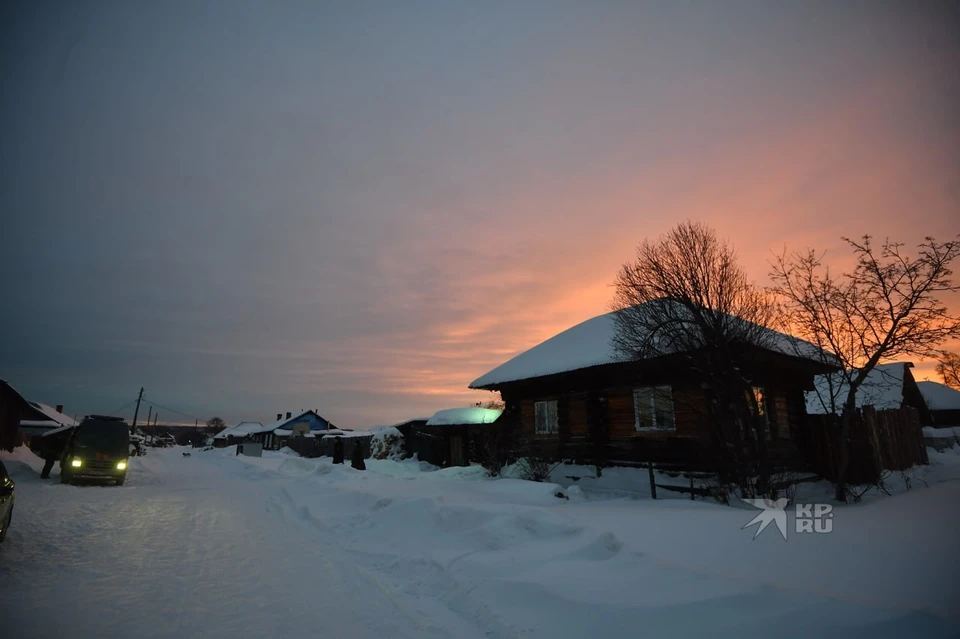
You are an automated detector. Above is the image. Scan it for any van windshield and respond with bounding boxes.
[74,422,129,458]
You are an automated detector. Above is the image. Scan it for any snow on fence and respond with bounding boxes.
[804,406,929,485]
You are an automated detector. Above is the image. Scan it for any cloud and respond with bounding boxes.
[2,1,957,426]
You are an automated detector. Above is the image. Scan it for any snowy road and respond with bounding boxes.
[0,450,458,639]
[2,446,959,639]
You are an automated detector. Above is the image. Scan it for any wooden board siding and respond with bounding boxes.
[519,385,710,440]
[567,393,588,436]
[607,390,636,437]
[784,388,807,439]
[768,388,791,440]
[673,387,708,437]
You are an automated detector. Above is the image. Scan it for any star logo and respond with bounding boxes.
[741,498,790,540]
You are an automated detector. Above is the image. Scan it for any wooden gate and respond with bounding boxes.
[449,435,464,466]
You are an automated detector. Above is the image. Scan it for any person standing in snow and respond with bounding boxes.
[38,428,70,479]
[351,443,366,470]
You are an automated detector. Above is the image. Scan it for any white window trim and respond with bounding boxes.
[534,400,559,435]
[633,386,676,433]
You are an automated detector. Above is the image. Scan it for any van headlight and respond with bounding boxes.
[116,461,127,470]
[71,459,82,468]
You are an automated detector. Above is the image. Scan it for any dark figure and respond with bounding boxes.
[351,444,366,471]
[38,429,70,479]
[41,456,55,479]
[332,437,344,464]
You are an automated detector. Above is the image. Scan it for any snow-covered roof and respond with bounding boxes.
[917,381,960,411]
[426,407,503,426]
[371,418,431,432]
[470,306,834,388]
[321,429,372,438]
[25,402,78,427]
[806,363,913,415]
[251,410,321,434]
[41,422,77,438]
[20,419,63,428]
[214,421,264,439]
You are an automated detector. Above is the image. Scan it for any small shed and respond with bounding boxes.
[918,381,960,427]
[415,408,503,467]
[807,362,933,424]
[213,422,264,448]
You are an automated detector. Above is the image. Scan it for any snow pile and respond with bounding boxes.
[923,426,960,439]
[369,427,405,460]
[426,407,502,426]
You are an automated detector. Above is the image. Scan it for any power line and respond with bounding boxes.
[141,395,206,424]
[106,399,138,417]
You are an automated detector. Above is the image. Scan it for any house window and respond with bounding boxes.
[634,386,675,432]
[750,387,767,421]
[534,400,559,434]
[749,386,777,439]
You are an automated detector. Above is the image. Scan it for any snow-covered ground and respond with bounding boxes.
[1,446,958,638]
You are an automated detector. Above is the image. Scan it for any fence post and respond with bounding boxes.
[648,460,657,500]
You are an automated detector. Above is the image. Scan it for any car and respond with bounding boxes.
[60,416,130,486]
[0,460,14,544]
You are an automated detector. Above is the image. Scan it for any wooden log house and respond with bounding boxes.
[469,309,840,472]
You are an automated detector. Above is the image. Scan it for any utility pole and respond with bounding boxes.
[153,413,158,427]
[131,387,144,434]
[146,406,152,430]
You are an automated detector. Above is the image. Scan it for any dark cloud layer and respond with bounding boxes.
[2,1,958,426]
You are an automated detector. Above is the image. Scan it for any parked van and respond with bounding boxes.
[60,416,130,486]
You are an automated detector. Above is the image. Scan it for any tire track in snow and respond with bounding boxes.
[270,482,520,639]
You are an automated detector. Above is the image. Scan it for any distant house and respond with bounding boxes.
[917,381,960,427]
[19,401,77,437]
[414,408,503,467]
[247,410,336,450]
[213,422,264,448]
[469,308,838,469]
[0,379,76,451]
[806,362,933,425]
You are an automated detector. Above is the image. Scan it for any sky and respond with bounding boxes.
[2,1,958,428]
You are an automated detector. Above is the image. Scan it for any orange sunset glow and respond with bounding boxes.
[3,2,958,427]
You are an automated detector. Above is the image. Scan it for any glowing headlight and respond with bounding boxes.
[71,459,82,468]
[116,461,127,470]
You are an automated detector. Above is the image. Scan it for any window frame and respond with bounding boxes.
[633,385,676,433]
[749,386,779,439]
[533,400,559,435]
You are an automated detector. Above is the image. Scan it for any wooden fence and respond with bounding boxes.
[283,434,373,460]
[804,406,928,485]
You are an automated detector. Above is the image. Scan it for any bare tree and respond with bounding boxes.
[612,221,781,496]
[206,416,226,431]
[771,235,960,501]
[936,352,960,390]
